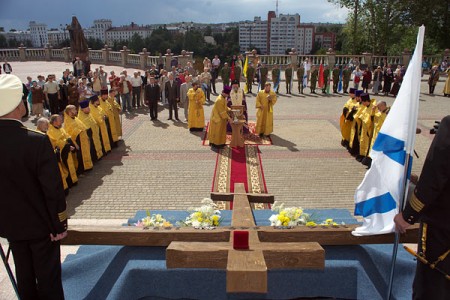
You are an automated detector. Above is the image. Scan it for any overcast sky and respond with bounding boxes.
[1,0,349,31]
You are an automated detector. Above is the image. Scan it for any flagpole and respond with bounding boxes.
[0,244,20,299]
[386,152,412,300]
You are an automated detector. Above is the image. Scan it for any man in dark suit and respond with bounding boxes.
[145,76,160,120]
[0,74,68,300]
[165,73,180,121]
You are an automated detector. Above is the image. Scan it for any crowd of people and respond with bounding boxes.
[11,60,124,195]
[339,88,390,168]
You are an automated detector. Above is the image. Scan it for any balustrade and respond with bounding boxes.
[89,50,103,62]
[109,52,121,62]
[25,49,46,61]
[0,46,446,73]
[50,49,64,59]
[0,49,20,61]
[127,54,140,66]
[146,56,159,68]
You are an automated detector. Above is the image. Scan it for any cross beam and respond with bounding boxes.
[166,184,325,293]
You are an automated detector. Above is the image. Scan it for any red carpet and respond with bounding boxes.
[211,145,270,210]
[203,122,272,146]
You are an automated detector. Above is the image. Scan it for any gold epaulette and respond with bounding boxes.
[22,126,45,135]
[410,193,425,213]
[58,210,68,222]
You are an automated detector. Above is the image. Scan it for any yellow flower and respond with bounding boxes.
[325,218,333,224]
[306,221,317,227]
[197,217,203,223]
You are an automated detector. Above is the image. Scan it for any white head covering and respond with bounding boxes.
[0,74,23,117]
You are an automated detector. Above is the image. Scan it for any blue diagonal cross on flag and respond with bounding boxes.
[352,26,424,236]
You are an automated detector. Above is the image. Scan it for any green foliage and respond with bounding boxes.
[328,0,447,54]
[128,33,145,53]
[0,35,8,48]
[86,38,103,50]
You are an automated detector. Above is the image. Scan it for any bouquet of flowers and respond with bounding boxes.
[179,198,221,229]
[305,218,341,227]
[269,201,312,228]
[135,210,172,228]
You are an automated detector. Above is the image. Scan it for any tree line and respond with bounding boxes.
[328,0,449,55]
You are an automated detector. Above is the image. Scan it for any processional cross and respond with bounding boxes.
[63,183,419,294]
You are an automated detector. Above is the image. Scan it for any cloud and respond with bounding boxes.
[0,0,349,30]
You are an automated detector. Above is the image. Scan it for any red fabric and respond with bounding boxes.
[229,147,248,209]
[230,61,235,81]
[318,64,324,88]
[233,230,249,249]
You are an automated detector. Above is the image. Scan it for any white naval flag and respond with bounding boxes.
[352,26,424,236]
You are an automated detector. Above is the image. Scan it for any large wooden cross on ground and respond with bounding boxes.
[167,183,324,293]
[62,183,419,294]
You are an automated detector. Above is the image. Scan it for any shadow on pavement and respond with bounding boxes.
[269,134,299,152]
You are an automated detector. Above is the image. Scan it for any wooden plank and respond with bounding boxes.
[61,224,419,246]
[226,249,267,293]
[257,224,420,245]
[231,183,256,228]
[166,242,229,269]
[258,242,325,269]
[61,226,230,246]
[210,192,275,204]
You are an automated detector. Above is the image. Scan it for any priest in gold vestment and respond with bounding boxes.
[47,114,78,189]
[209,86,231,148]
[107,89,122,138]
[187,81,206,131]
[90,95,112,153]
[100,89,119,145]
[255,82,277,137]
[77,100,103,161]
[63,105,93,173]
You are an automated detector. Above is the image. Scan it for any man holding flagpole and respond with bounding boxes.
[350,25,449,299]
[393,115,450,299]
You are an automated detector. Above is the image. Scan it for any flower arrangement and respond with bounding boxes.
[178,198,221,229]
[269,201,312,228]
[305,218,341,227]
[135,210,172,228]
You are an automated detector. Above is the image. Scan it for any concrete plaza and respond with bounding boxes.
[0,61,448,299]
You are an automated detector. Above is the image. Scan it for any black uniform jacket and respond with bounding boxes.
[0,119,67,240]
[403,115,450,230]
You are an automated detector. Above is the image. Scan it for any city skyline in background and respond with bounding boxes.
[0,0,348,31]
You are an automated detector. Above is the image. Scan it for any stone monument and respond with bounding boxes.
[68,16,89,61]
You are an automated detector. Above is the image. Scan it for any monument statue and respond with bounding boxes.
[68,16,89,61]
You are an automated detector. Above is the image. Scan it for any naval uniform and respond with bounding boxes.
[0,119,67,300]
[402,115,450,300]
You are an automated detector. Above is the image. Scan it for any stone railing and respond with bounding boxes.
[1,45,447,72]
[50,49,65,60]
[89,50,103,62]
[0,45,194,71]
[0,49,20,61]
[247,50,450,71]
[25,48,46,61]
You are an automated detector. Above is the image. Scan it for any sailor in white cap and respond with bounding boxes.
[0,74,67,299]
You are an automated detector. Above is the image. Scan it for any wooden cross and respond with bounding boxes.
[62,184,420,294]
[166,183,325,293]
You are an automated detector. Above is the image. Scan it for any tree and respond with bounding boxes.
[86,38,103,50]
[204,26,212,36]
[328,0,448,55]
[0,34,7,48]
[128,33,145,53]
